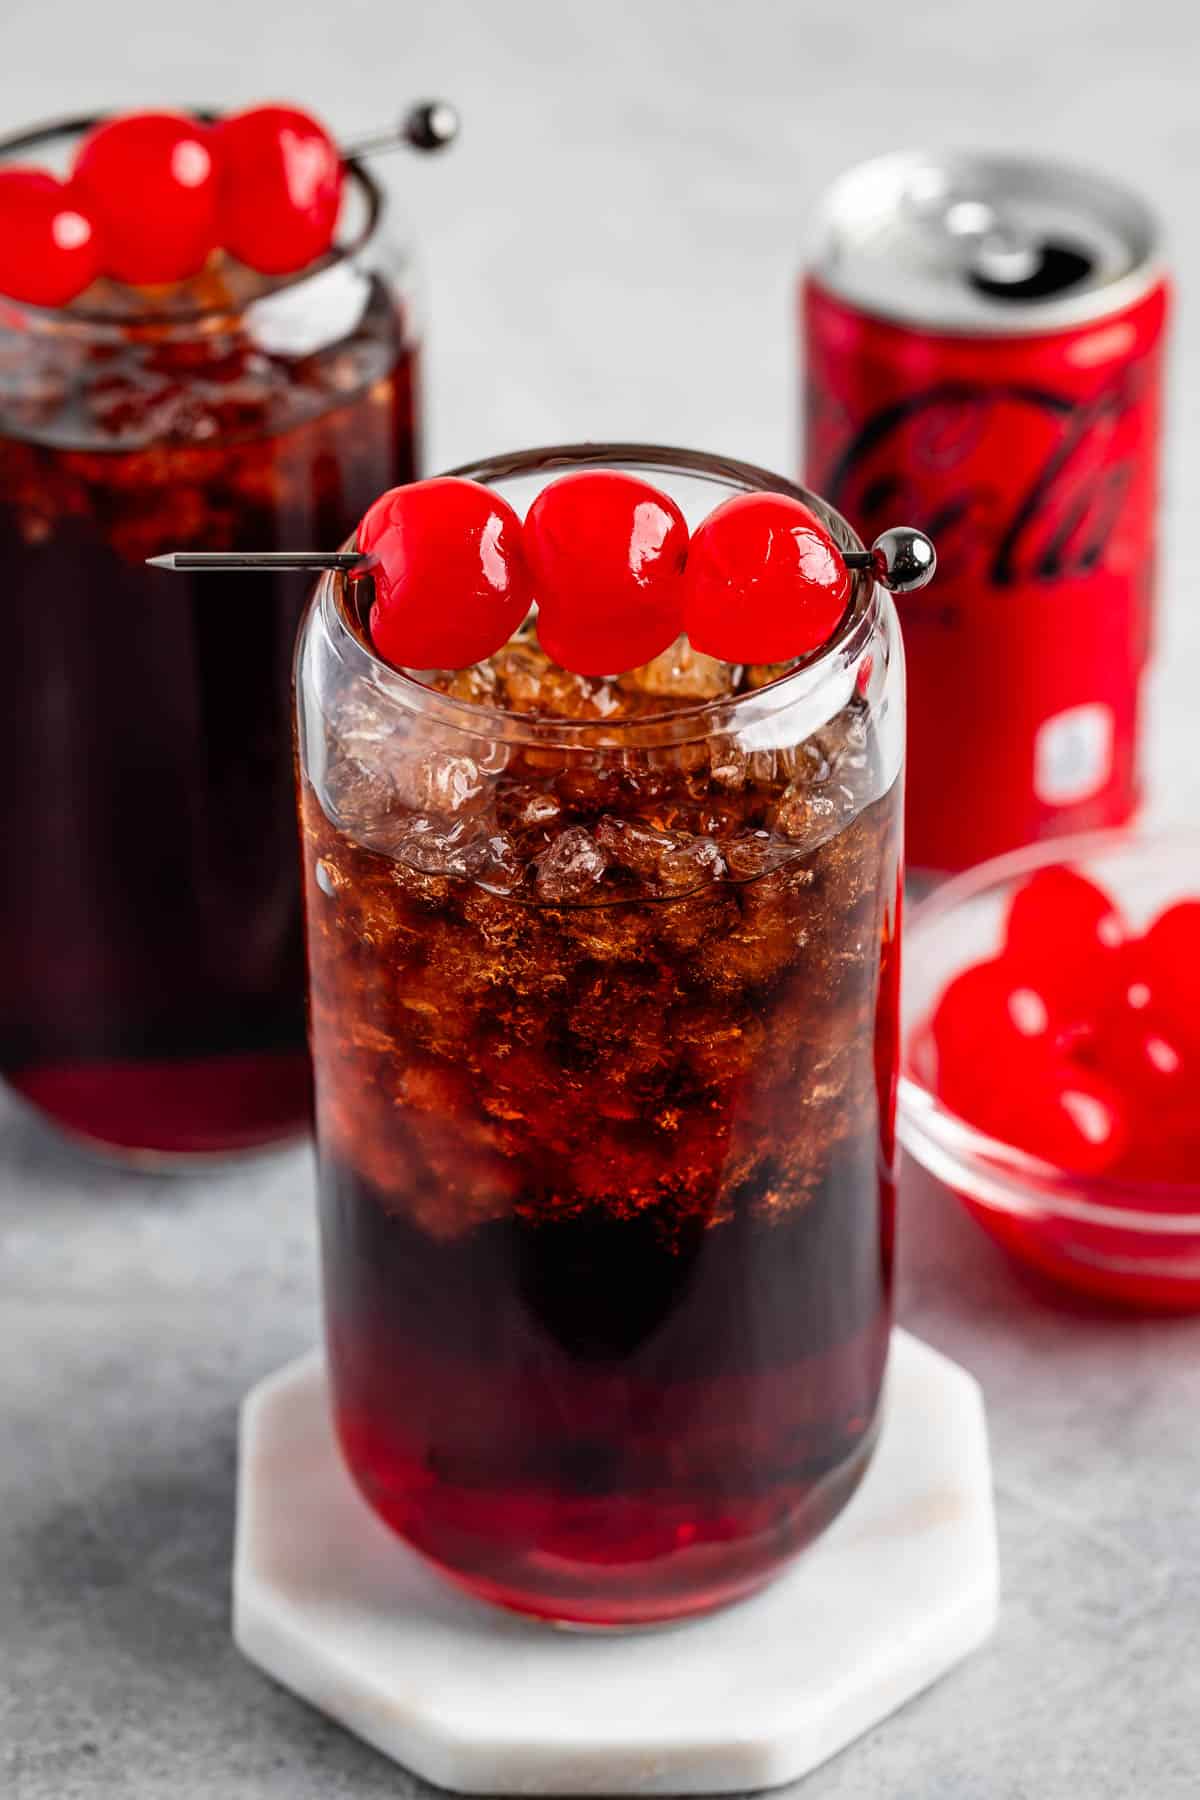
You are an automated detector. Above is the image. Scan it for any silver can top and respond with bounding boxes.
[809,150,1163,335]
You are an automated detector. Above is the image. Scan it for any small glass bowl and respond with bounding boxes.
[899,828,1200,1311]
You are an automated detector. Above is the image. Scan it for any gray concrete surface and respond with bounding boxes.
[4,1111,1199,1799]
[4,0,1200,1793]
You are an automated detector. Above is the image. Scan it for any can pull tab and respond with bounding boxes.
[844,528,937,594]
[942,199,1042,286]
[939,196,1095,300]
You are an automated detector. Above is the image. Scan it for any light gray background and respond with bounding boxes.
[3,3,1199,1796]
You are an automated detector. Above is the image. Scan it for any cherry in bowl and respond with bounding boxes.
[900,829,1200,1312]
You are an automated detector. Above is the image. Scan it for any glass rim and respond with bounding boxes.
[316,441,882,750]
[0,110,387,332]
[898,824,1200,1230]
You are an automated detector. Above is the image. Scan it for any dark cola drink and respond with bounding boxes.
[804,151,1167,873]
[0,122,419,1158]
[296,449,904,1626]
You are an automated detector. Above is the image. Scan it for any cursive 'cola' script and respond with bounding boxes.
[813,367,1150,590]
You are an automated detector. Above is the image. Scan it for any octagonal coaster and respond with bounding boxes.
[234,1330,998,1795]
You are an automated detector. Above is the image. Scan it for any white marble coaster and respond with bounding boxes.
[234,1330,998,1795]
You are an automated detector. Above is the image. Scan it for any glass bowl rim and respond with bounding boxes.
[0,110,387,331]
[897,823,1200,1232]
[315,441,886,751]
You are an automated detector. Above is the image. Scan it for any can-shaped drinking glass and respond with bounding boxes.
[295,445,904,1626]
[0,113,421,1160]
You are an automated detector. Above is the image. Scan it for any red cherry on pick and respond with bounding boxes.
[0,169,101,307]
[682,492,850,666]
[215,104,343,275]
[73,111,220,285]
[360,478,533,672]
[523,471,689,676]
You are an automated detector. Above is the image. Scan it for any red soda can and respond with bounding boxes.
[803,152,1168,873]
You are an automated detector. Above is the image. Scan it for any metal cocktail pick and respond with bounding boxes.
[145,552,372,573]
[848,528,938,592]
[145,528,937,593]
[147,105,456,572]
[347,100,461,161]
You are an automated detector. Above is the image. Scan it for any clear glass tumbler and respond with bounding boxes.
[295,444,904,1625]
[0,113,421,1160]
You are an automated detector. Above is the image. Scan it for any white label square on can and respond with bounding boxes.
[1034,704,1114,806]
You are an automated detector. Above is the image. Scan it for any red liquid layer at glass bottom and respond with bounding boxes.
[0,290,418,1158]
[335,1401,881,1626]
[9,1049,312,1158]
[322,1156,892,1627]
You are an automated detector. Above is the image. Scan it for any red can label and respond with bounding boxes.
[804,277,1169,873]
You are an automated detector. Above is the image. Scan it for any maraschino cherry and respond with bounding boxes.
[524,472,688,676]
[1141,900,1200,1052]
[1004,865,1126,1023]
[683,493,851,665]
[147,474,897,683]
[215,99,457,275]
[931,865,1200,1185]
[360,479,533,672]
[1090,997,1194,1115]
[215,104,342,276]
[931,958,1055,1132]
[0,169,101,306]
[0,98,459,305]
[1007,1067,1130,1175]
[72,111,220,285]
